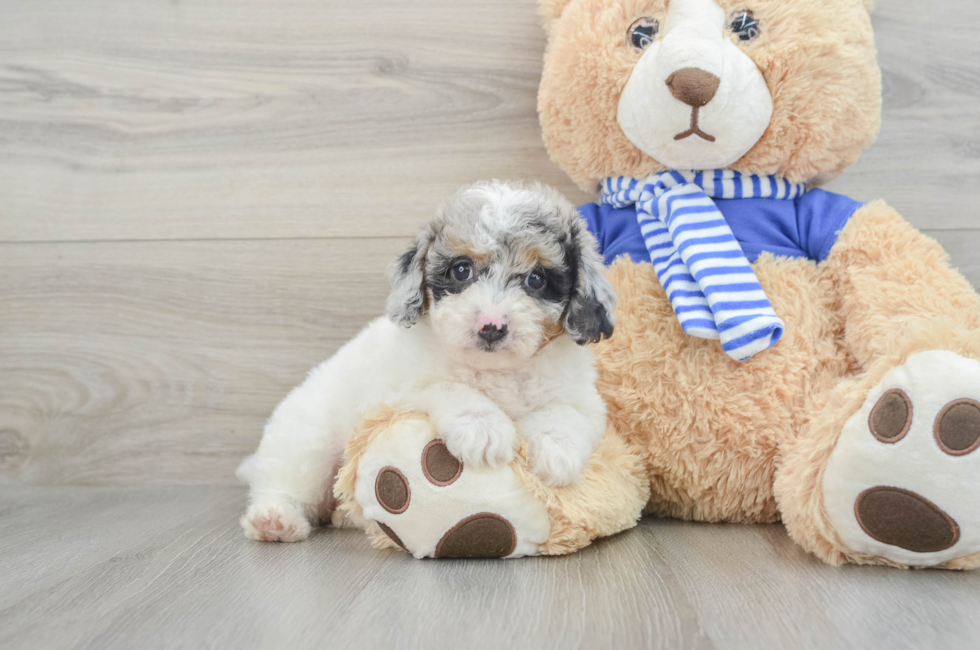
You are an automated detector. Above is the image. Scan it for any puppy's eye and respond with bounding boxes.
[524,271,546,291]
[729,10,760,43]
[627,17,660,52]
[450,261,473,282]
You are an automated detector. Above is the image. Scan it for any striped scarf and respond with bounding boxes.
[601,170,806,361]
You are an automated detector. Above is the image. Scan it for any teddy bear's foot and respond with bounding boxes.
[823,350,980,568]
[350,416,551,558]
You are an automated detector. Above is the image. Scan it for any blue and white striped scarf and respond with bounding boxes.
[601,170,806,361]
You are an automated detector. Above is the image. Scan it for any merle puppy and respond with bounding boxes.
[238,181,616,542]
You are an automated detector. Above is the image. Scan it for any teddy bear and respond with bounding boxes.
[534,0,980,569]
[334,0,980,569]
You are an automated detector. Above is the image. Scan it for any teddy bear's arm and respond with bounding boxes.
[819,201,980,366]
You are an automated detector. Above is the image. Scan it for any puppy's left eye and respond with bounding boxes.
[451,261,473,282]
[729,10,760,42]
[524,271,546,291]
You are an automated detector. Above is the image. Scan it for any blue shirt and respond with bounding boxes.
[578,188,862,266]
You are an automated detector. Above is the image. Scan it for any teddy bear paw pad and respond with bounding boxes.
[823,350,980,566]
[354,417,550,558]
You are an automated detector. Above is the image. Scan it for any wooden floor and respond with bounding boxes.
[2,0,980,648]
[4,486,980,650]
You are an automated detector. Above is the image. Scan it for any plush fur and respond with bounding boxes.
[248,0,980,567]
[537,0,980,569]
[539,0,881,191]
[237,181,619,543]
[334,405,650,556]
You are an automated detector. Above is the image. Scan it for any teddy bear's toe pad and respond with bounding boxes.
[854,486,960,553]
[435,513,516,558]
[824,350,980,566]
[935,399,980,455]
[354,417,550,558]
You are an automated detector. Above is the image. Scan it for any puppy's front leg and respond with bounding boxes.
[398,383,518,468]
[519,404,605,487]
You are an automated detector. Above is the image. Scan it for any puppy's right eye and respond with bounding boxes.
[627,17,659,52]
[450,261,473,282]
[524,271,546,291]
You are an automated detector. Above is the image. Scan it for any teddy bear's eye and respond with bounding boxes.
[627,17,660,52]
[729,10,760,43]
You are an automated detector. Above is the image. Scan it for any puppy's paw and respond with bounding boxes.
[528,434,586,487]
[242,500,311,542]
[438,410,517,468]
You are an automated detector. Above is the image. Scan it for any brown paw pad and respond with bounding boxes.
[855,486,960,553]
[868,389,913,443]
[375,467,410,514]
[934,399,980,456]
[377,522,407,550]
[435,513,516,558]
[422,440,462,486]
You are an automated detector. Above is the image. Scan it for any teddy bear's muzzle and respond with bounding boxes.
[665,67,720,108]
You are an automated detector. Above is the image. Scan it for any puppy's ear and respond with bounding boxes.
[386,229,433,327]
[563,217,616,345]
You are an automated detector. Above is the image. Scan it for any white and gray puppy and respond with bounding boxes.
[237,181,617,542]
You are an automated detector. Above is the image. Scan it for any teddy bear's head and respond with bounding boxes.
[538,0,881,191]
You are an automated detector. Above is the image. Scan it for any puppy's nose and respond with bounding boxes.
[666,67,720,107]
[478,323,508,344]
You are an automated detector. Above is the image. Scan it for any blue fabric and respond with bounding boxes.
[579,188,862,267]
[601,171,809,360]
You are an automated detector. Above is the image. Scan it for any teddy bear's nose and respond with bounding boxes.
[666,67,721,108]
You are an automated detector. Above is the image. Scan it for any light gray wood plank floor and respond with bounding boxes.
[3,486,980,650]
[3,0,980,647]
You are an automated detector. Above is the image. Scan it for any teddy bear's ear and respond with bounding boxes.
[539,0,573,28]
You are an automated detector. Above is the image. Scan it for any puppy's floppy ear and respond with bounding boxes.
[386,228,433,328]
[563,216,616,345]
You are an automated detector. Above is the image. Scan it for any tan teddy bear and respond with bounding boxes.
[336,0,980,569]
[536,0,980,569]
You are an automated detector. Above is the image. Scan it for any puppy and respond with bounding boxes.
[237,181,617,542]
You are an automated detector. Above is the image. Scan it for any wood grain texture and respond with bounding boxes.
[1,487,979,650]
[2,231,979,487]
[826,0,980,228]
[1,0,979,242]
[0,237,407,486]
[2,1,980,647]
[0,0,589,242]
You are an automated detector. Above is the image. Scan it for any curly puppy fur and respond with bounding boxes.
[237,182,617,542]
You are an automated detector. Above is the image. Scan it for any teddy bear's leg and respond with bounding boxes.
[776,201,980,568]
[336,412,552,558]
[334,407,649,558]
